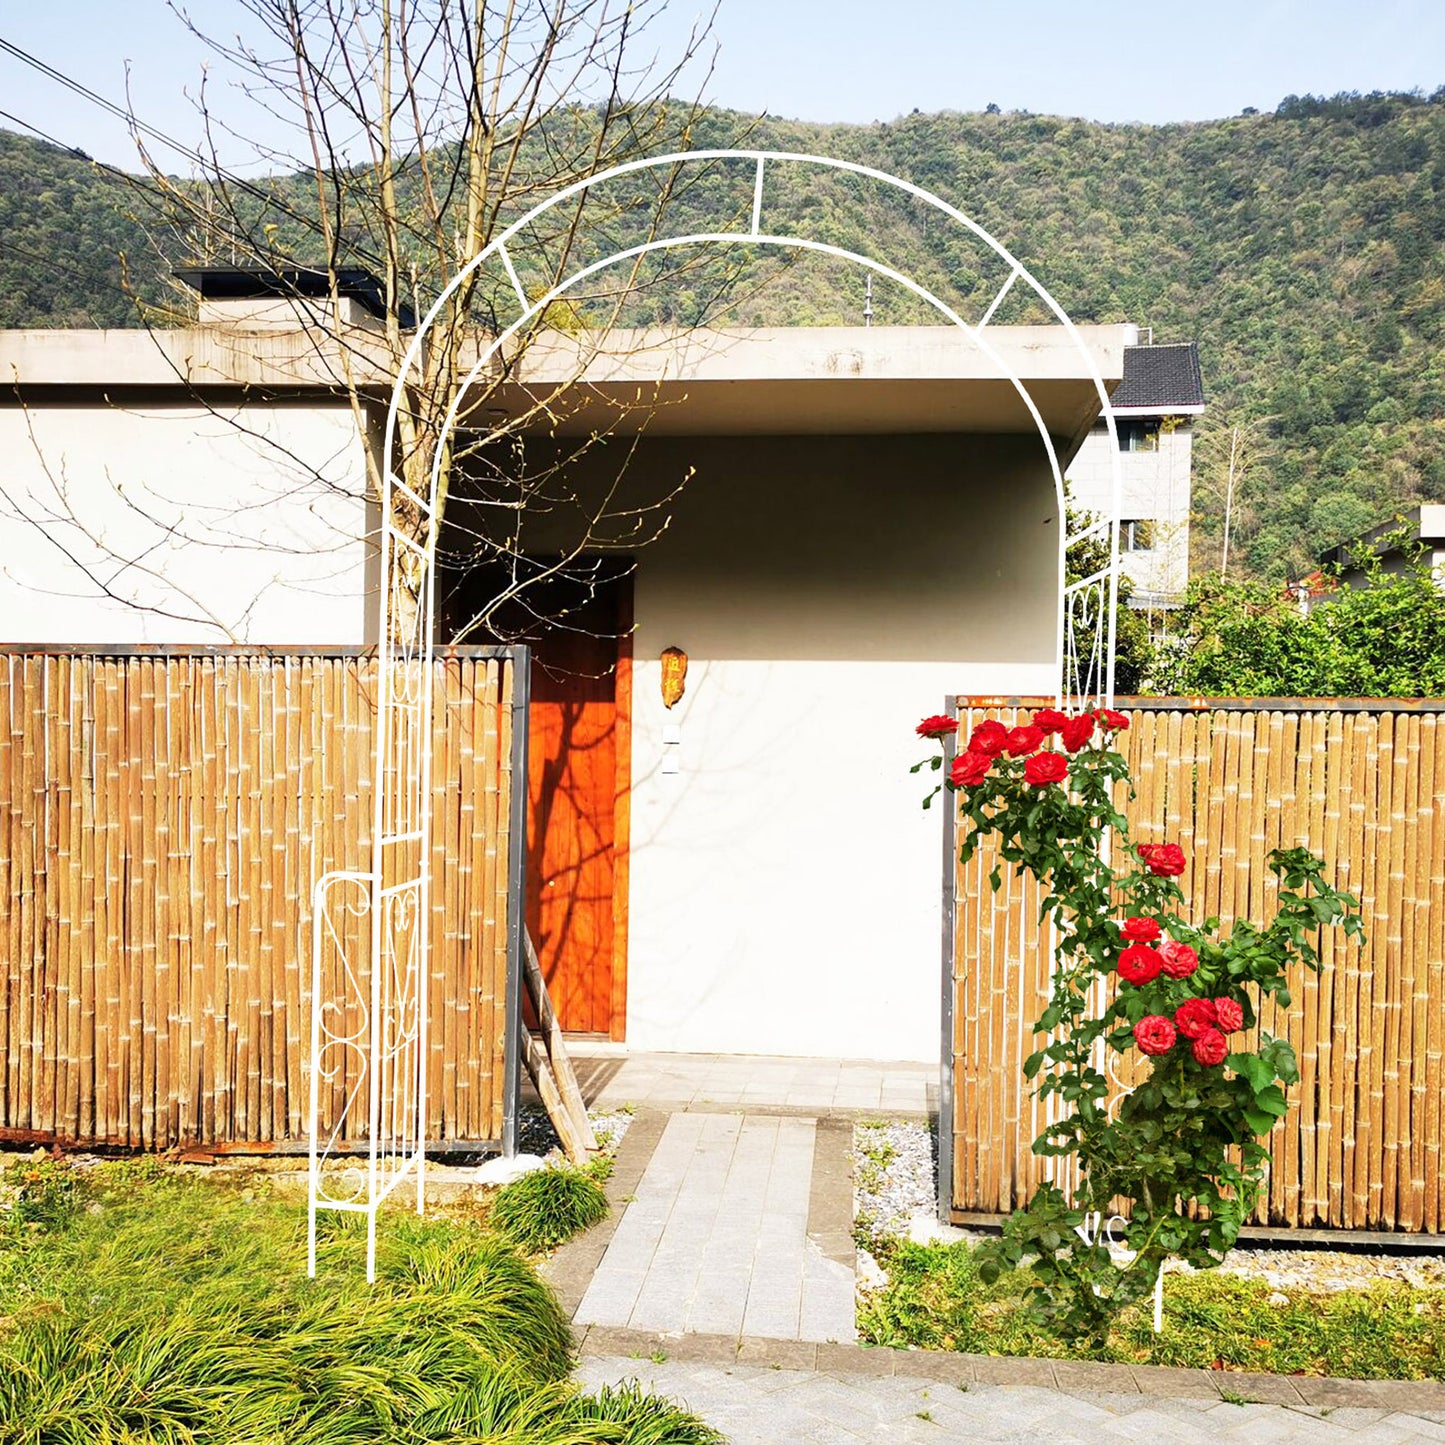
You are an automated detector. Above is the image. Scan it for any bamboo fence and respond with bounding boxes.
[947,697,1445,1234]
[0,647,519,1150]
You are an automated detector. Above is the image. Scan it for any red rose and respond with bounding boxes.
[1191,1028,1228,1067]
[1213,997,1244,1033]
[967,720,1010,757]
[950,751,993,788]
[1138,843,1187,877]
[1174,997,1218,1040]
[1095,708,1130,732]
[1004,724,1045,757]
[1060,713,1096,753]
[1117,943,1163,985]
[916,714,958,739]
[1120,916,1161,943]
[1023,751,1068,786]
[1134,1015,1177,1056]
[1158,939,1199,979]
[1032,708,1069,734]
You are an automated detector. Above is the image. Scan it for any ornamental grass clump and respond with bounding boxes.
[915,705,1365,1349]
[490,1161,609,1255]
[0,1161,715,1445]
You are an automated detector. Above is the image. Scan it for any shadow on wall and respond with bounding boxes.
[443,432,1062,665]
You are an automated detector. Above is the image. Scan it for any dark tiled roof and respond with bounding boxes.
[1111,342,1204,410]
[173,265,415,327]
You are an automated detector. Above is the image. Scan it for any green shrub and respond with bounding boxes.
[859,1238,1445,1380]
[490,1163,609,1254]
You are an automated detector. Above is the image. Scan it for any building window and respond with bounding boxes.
[1122,520,1156,552]
[1117,420,1160,452]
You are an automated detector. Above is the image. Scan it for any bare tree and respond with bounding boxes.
[1192,415,1275,579]
[10,1,762,645]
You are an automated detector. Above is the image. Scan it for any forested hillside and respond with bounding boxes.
[2,87,1443,580]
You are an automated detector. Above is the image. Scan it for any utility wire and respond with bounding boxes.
[0,36,387,273]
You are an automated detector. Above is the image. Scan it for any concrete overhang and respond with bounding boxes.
[0,326,395,394]
[0,321,1128,457]
[493,326,1129,456]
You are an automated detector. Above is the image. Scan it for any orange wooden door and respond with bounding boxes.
[524,577,631,1037]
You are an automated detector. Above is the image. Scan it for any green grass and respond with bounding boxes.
[490,1163,610,1255]
[858,1238,1445,1381]
[0,1155,718,1445]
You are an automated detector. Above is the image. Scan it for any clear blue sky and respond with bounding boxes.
[1,0,1441,171]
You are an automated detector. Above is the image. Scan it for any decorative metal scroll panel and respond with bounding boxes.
[308,477,437,1282]
[307,148,1122,1278]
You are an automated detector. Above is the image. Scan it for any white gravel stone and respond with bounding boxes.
[474,1152,548,1185]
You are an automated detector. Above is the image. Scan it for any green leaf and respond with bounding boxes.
[1227,1053,1273,1094]
[1243,1106,1278,1135]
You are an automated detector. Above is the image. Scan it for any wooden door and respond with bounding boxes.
[523,574,631,1037]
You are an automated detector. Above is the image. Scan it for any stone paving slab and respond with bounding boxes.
[575,1352,1445,1445]
[573,1326,1445,1417]
[573,1111,857,1343]
[563,1048,937,1117]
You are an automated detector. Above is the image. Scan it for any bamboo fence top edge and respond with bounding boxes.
[0,643,523,661]
[951,694,1445,714]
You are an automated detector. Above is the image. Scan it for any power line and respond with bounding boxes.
[0,36,388,274]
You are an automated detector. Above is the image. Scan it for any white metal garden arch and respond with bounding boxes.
[307,149,1124,1280]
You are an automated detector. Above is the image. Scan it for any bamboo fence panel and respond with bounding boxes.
[949,698,1445,1234]
[0,648,516,1150]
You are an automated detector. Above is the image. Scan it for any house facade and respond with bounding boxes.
[1318,503,1445,589]
[1066,341,1204,611]
[0,287,1132,1063]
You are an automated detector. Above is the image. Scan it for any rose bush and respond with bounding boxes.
[914,705,1364,1347]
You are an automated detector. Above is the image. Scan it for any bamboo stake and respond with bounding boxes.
[1422,716,1445,1231]
[1297,710,1325,1224]
[1345,714,1373,1226]
[0,658,14,1131]
[1326,709,1351,1224]
[1397,714,1423,1228]
[488,661,509,1137]
[1381,713,1409,1225]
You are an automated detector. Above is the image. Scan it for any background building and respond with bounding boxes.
[1067,340,1205,612]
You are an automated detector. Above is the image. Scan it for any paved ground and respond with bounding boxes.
[574,1112,855,1341]
[577,1356,1445,1444]
[550,1049,1445,1443]
[566,1046,936,1116]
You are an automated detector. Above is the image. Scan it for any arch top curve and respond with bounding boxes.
[386,149,1121,494]
[381,145,1125,714]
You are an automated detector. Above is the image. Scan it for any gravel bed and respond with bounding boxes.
[851,1121,1445,1294]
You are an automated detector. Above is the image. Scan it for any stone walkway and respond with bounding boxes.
[574,1112,855,1341]
[577,1355,1445,1444]
[546,1050,1445,1443]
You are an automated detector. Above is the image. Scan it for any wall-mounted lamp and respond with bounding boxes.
[660,646,688,708]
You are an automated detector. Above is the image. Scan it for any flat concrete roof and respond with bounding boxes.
[0,322,1128,450]
[499,326,1127,446]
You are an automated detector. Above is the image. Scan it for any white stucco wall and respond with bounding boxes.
[609,434,1059,1062]
[0,402,373,644]
[1067,420,1192,603]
